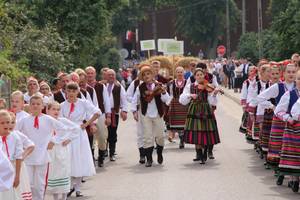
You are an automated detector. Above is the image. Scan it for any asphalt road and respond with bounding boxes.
[47,95,300,200]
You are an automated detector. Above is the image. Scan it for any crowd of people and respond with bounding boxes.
[238,53,300,193]
[0,59,223,200]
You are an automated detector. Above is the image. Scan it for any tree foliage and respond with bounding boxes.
[175,0,240,57]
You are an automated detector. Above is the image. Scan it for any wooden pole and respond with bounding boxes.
[148,50,151,58]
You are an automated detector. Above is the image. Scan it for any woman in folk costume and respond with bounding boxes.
[131,66,170,167]
[0,110,23,200]
[247,64,271,143]
[0,141,15,192]
[9,112,34,200]
[239,66,258,134]
[46,101,81,200]
[179,68,221,164]
[288,82,300,192]
[23,77,49,105]
[60,83,100,197]
[256,63,297,170]
[272,67,299,186]
[257,65,296,162]
[167,66,189,149]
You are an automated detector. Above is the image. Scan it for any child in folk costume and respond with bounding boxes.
[247,65,271,142]
[9,112,34,200]
[0,110,23,200]
[239,66,257,134]
[10,91,30,123]
[257,66,296,160]
[127,77,145,164]
[132,66,170,167]
[46,101,81,200]
[0,141,15,192]
[60,83,100,197]
[16,95,75,200]
[272,67,299,186]
[179,68,221,164]
[167,66,189,149]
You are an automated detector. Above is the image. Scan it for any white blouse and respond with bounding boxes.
[274,90,298,121]
[0,132,23,161]
[291,98,300,121]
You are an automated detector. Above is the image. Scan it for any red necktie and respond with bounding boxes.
[34,116,39,129]
[2,136,10,158]
[69,103,75,117]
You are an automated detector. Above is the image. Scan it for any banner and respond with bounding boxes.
[140,40,156,51]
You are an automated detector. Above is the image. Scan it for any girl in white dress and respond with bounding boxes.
[60,83,100,197]
[9,112,34,200]
[47,101,81,200]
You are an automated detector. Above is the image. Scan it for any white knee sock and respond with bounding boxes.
[53,193,59,200]
[74,177,82,192]
[61,193,67,200]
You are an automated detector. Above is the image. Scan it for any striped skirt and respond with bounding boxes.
[184,101,220,145]
[267,116,286,165]
[239,111,249,134]
[246,114,253,139]
[252,120,260,141]
[168,98,188,130]
[279,122,300,171]
[260,110,274,152]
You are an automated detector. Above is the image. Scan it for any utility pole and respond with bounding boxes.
[242,0,246,34]
[226,0,231,58]
[257,0,263,59]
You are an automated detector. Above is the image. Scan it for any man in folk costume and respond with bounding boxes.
[126,65,146,164]
[85,66,112,167]
[132,66,170,167]
[52,73,71,103]
[105,69,128,161]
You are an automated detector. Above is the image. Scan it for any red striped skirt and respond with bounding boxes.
[168,98,188,130]
[279,122,300,170]
[260,110,274,152]
[267,116,286,165]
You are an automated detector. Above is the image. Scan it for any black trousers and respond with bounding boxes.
[107,114,119,155]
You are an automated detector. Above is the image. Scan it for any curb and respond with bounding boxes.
[220,87,240,105]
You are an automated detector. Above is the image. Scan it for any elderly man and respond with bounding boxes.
[105,69,128,161]
[85,66,112,167]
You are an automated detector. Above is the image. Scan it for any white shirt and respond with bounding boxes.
[16,110,30,123]
[0,144,14,192]
[240,79,256,105]
[274,90,298,121]
[1,132,23,161]
[12,130,34,150]
[16,114,75,165]
[291,98,300,121]
[179,81,214,106]
[60,99,101,123]
[126,80,141,103]
[52,117,81,144]
[106,83,128,113]
[131,83,170,118]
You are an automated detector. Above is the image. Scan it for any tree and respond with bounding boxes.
[175,0,240,58]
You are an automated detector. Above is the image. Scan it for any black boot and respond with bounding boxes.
[199,149,205,164]
[179,134,185,149]
[193,149,201,162]
[109,143,116,161]
[157,145,164,164]
[292,181,299,193]
[203,147,208,162]
[208,145,215,159]
[145,147,154,167]
[98,150,105,167]
[139,148,146,164]
[276,175,284,186]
